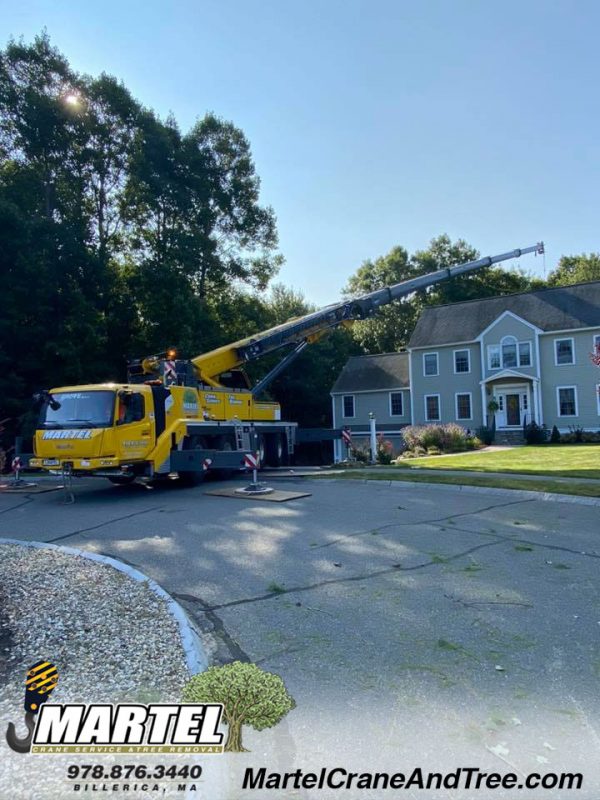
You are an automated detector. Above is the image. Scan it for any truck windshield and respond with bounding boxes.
[40,391,116,429]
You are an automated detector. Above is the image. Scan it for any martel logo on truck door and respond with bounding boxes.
[42,430,93,440]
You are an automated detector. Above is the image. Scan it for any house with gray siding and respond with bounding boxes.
[330,352,410,461]
[331,281,600,457]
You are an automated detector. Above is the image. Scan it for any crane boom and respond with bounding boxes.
[191,242,544,386]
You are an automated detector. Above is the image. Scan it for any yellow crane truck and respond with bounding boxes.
[30,243,543,485]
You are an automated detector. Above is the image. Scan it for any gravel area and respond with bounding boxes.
[0,542,191,799]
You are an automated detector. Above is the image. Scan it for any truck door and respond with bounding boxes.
[113,390,155,462]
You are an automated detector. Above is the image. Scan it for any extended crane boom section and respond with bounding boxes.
[193,243,544,382]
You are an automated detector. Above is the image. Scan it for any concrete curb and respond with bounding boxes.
[320,478,600,507]
[0,537,208,676]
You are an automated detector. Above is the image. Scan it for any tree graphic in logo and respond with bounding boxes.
[182,661,295,752]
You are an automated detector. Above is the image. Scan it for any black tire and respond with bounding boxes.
[178,436,206,487]
[256,434,267,468]
[108,475,136,486]
[265,433,284,468]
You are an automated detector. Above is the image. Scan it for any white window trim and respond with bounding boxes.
[389,391,404,417]
[488,339,532,370]
[556,385,578,418]
[342,394,355,419]
[518,340,532,367]
[554,337,576,366]
[593,333,600,352]
[422,352,439,377]
[455,392,473,421]
[453,349,471,374]
[487,344,501,370]
[501,335,519,369]
[597,384,600,416]
[424,393,441,422]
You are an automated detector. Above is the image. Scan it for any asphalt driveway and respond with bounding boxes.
[0,476,598,797]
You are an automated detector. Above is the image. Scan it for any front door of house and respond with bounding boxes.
[506,394,520,426]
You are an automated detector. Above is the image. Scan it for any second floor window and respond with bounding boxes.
[343,395,355,418]
[502,336,518,368]
[454,350,470,373]
[423,353,438,376]
[518,342,531,366]
[488,338,532,369]
[555,338,575,365]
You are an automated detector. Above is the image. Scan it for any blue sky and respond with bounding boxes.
[2,0,598,304]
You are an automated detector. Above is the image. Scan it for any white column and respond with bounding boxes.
[369,413,377,464]
[480,383,487,426]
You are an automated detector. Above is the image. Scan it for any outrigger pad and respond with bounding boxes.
[0,483,61,493]
[203,488,312,503]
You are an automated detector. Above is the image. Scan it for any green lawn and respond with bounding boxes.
[317,470,600,498]
[394,444,600,480]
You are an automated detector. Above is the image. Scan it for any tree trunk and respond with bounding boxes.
[224,719,248,752]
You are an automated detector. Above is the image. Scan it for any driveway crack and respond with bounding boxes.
[46,507,163,543]
[205,538,507,612]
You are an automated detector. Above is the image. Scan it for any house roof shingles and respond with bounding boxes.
[408,281,600,348]
[331,352,410,394]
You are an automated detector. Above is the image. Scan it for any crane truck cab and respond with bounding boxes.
[29,378,293,484]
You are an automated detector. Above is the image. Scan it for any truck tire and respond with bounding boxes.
[178,436,206,487]
[256,434,266,467]
[265,433,285,468]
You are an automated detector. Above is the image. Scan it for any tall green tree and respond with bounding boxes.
[0,33,283,440]
[547,253,600,286]
[343,246,423,353]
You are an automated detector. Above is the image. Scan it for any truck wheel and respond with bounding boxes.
[108,475,136,486]
[178,436,206,487]
[256,434,266,467]
[265,433,284,468]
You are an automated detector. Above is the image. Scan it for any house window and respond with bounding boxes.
[501,336,518,368]
[425,394,440,421]
[557,386,577,417]
[594,334,600,356]
[488,345,501,370]
[423,352,439,376]
[342,395,355,418]
[390,392,403,416]
[518,342,531,367]
[456,393,472,420]
[488,340,532,369]
[454,349,470,374]
[555,338,575,365]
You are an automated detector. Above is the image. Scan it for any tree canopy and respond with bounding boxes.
[547,253,600,286]
[0,33,281,434]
